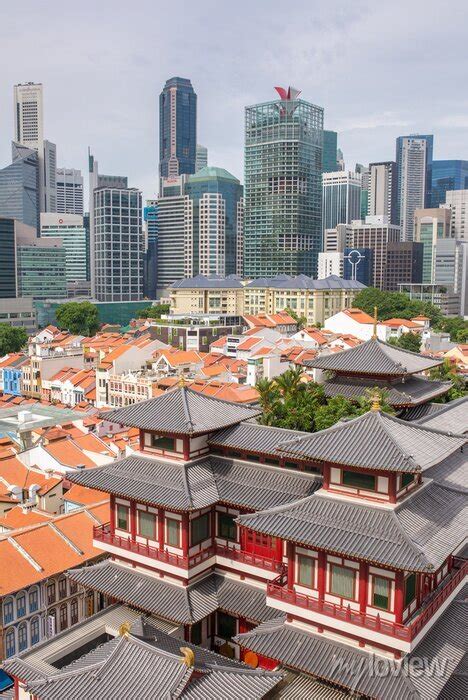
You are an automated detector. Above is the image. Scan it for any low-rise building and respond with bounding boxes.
[324,307,390,341]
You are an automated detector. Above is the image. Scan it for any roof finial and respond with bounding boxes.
[118,621,131,637]
[180,647,195,668]
[371,392,381,412]
[372,306,378,339]
[178,373,187,388]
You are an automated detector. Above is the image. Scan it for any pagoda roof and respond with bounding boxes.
[67,453,320,511]
[416,396,468,434]
[321,374,450,407]
[278,409,466,473]
[237,481,468,571]
[101,386,262,435]
[209,422,309,459]
[304,338,442,377]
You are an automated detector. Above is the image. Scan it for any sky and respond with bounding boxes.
[1,0,467,202]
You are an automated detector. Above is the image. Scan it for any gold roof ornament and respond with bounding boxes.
[178,373,187,388]
[180,646,195,668]
[371,392,381,411]
[372,306,378,339]
[118,621,131,637]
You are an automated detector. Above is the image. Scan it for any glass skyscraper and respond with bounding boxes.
[322,171,362,233]
[322,130,338,173]
[143,202,158,299]
[0,146,39,231]
[0,218,17,298]
[431,160,468,208]
[244,87,323,278]
[159,77,197,181]
[395,134,433,241]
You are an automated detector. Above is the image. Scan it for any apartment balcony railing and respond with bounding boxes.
[267,560,467,641]
[215,543,283,573]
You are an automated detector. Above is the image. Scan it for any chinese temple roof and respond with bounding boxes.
[209,422,309,459]
[416,396,468,434]
[321,375,450,407]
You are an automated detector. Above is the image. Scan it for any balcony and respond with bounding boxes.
[216,543,284,573]
[93,523,215,569]
[267,559,467,642]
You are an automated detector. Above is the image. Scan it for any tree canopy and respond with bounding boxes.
[388,332,422,353]
[352,287,443,325]
[137,303,170,320]
[430,359,467,401]
[433,316,468,343]
[0,324,28,354]
[55,301,100,336]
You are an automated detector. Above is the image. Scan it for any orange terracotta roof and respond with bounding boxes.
[210,336,228,348]
[64,483,110,507]
[343,308,376,324]
[382,318,420,328]
[72,433,115,457]
[412,315,430,321]
[43,439,96,469]
[0,508,54,530]
[250,346,275,358]
[0,455,62,495]
[237,337,262,351]
[0,353,25,368]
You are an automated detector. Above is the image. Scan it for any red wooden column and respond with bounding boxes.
[317,550,326,602]
[322,465,330,490]
[183,436,190,461]
[109,494,115,535]
[359,561,368,613]
[130,501,137,542]
[139,430,145,452]
[394,571,405,624]
[287,542,295,589]
[181,513,189,556]
[158,508,165,549]
[388,474,397,504]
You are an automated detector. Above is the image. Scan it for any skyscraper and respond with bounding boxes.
[16,226,67,299]
[445,189,468,240]
[156,178,193,294]
[396,134,433,241]
[322,130,338,172]
[0,218,18,298]
[40,213,88,290]
[431,160,468,208]
[159,77,197,182]
[244,86,323,278]
[195,144,208,172]
[143,201,158,299]
[414,208,452,283]
[368,161,398,224]
[0,145,39,230]
[56,168,84,214]
[350,216,401,290]
[322,171,362,234]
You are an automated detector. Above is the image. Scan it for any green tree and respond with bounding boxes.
[0,324,28,354]
[430,359,467,401]
[433,316,468,342]
[256,378,283,426]
[285,306,307,330]
[353,288,442,325]
[388,332,421,353]
[56,301,100,336]
[137,303,170,320]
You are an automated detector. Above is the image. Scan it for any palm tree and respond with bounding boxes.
[256,378,282,425]
[274,367,304,399]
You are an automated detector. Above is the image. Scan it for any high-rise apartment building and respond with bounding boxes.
[16,226,66,299]
[13,82,56,213]
[195,144,208,172]
[368,161,398,224]
[0,218,18,298]
[322,171,361,234]
[56,168,84,214]
[0,145,39,231]
[322,130,338,172]
[244,87,323,278]
[396,134,433,241]
[350,216,401,290]
[159,77,197,181]
[40,213,88,290]
[431,160,468,208]
[445,189,468,240]
[414,208,452,283]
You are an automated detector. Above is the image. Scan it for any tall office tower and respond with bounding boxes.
[93,185,143,302]
[195,144,208,172]
[445,190,468,240]
[383,242,423,291]
[368,161,398,224]
[414,208,452,283]
[88,152,129,297]
[396,134,433,241]
[143,201,158,299]
[433,238,467,315]
[156,178,193,295]
[159,77,197,182]
[16,226,66,299]
[236,198,244,275]
[40,213,88,293]
[337,148,345,170]
[185,166,243,276]
[244,86,323,278]
[0,144,39,231]
[0,218,18,297]
[350,216,401,290]
[322,171,362,236]
[56,168,84,214]
[431,160,468,208]
[322,130,338,172]
[13,82,56,213]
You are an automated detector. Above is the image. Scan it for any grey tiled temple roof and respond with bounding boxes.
[67,561,278,625]
[423,448,467,493]
[416,396,468,434]
[102,386,262,435]
[278,409,466,473]
[209,422,309,458]
[67,453,320,511]
[304,338,442,376]
[237,482,468,571]
[322,375,450,407]
[278,672,348,699]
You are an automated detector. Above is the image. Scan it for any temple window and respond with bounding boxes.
[404,573,417,607]
[297,554,315,588]
[372,576,391,610]
[138,510,156,540]
[217,612,236,639]
[191,513,210,545]
[191,621,202,645]
[116,504,130,531]
[401,473,414,488]
[150,435,176,451]
[165,518,181,547]
[217,512,237,541]
[342,470,376,491]
[330,564,356,599]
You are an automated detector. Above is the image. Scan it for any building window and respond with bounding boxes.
[16,593,26,618]
[70,598,79,625]
[59,604,68,631]
[18,623,28,652]
[191,513,210,546]
[5,628,15,658]
[116,504,130,531]
[165,518,180,547]
[31,616,40,645]
[150,435,175,451]
[217,612,236,639]
[191,620,202,645]
[404,573,416,607]
[47,582,56,605]
[401,473,414,488]
[330,564,356,600]
[297,554,315,588]
[3,598,14,624]
[372,576,391,610]
[69,579,78,595]
[138,510,156,540]
[58,577,67,599]
[342,470,376,491]
[217,512,237,541]
[29,588,39,612]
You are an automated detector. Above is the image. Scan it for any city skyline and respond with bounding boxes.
[1,1,467,203]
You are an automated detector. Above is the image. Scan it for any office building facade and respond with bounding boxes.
[322,130,338,172]
[143,202,158,299]
[445,189,468,240]
[195,144,208,172]
[317,251,343,279]
[414,208,452,283]
[396,134,433,241]
[40,213,88,288]
[368,161,398,224]
[323,223,352,252]
[384,241,423,292]
[350,216,401,290]
[159,77,197,181]
[0,218,17,298]
[244,87,323,278]
[431,160,468,208]
[156,178,193,294]
[0,145,39,231]
[322,170,362,236]
[93,187,144,302]
[343,247,373,286]
[16,227,66,300]
[56,168,84,214]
